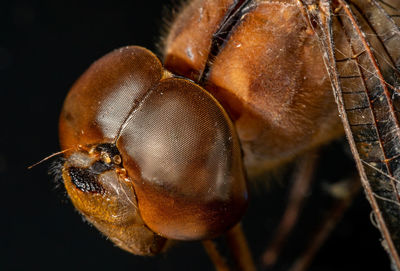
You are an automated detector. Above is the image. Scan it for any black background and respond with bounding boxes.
[1,0,392,270]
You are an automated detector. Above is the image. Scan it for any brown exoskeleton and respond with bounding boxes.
[55,0,400,270]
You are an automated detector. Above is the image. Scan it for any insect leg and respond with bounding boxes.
[262,150,319,268]
[288,176,361,271]
[226,223,257,271]
[202,240,231,271]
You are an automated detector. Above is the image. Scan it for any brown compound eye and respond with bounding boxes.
[116,77,248,240]
[59,46,248,254]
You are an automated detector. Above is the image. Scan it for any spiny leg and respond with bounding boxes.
[226,223,257,271]
[262,150,319,268]
[202,240,230,271]
[289,176,361,271]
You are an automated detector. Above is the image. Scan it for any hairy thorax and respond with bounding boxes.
[163,0,343,175]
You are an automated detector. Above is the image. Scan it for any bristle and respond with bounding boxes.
[48,157,65,189]
[156,0,189,59]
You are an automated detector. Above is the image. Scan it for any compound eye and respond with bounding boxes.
[117,78,248,240]
[59,46,163,149]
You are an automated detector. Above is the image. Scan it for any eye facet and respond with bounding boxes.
[59,46,248,254]
[116,77,248,240]
[59,46,164,149]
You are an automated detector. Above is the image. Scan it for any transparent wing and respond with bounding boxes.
[298,0,400,268]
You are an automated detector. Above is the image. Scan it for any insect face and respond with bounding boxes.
[59,46,248,252]
[62,143,166,255]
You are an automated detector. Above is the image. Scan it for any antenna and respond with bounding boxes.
[27,148,73,169]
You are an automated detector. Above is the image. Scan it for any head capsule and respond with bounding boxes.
[58,46,248,254]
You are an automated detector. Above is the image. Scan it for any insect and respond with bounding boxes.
[54,0,400,270]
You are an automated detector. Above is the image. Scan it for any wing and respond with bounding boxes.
[298,0,400,268]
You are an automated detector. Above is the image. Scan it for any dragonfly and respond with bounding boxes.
[53,0,400,270]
